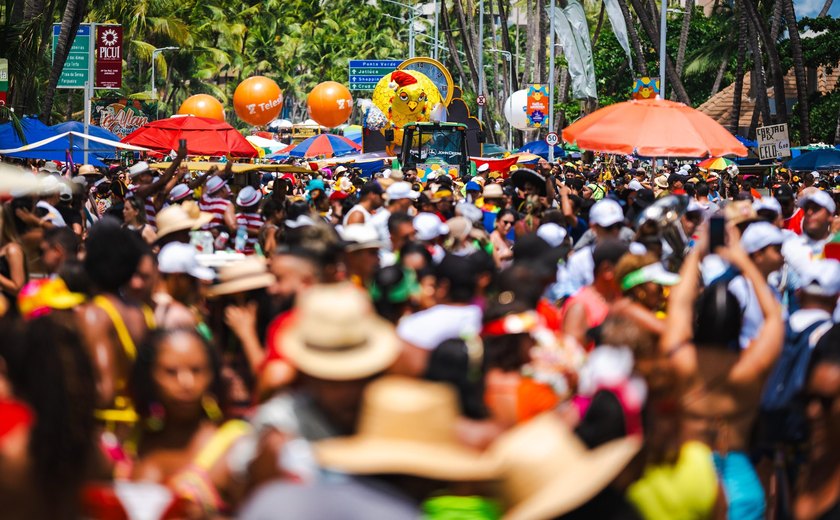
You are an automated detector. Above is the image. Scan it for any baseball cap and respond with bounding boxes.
[465,181,482,192]
[799,259,840,297]
[536,223,567,248]
[385,182,420,201]
[798,188,837,214]
[773,184,794,201]
[753,196,782,215]
[340,224,387,252]
[128,161,151,178]
[741,222,785,254]
[413,212,449,242]
[620,262,681,291]
[589,199,624,227]
[157,242,215,280]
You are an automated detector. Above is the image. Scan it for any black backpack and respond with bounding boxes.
[760,318,832,444]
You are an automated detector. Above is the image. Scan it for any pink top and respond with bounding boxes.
[560,286,610,330]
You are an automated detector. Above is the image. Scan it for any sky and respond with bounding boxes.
[793,0,839,18]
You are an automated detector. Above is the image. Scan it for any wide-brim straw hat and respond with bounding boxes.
[280,283,400,381]
[155,204,214,241]
[315,375,500,481]
[206,257,276,297]
[492,413,641,520]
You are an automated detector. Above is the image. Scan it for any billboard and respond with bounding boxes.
[92,97,157,139]
[95,25,122,89]
[526,84,549,128]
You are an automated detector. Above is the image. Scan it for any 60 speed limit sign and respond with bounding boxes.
[545,132,559,146]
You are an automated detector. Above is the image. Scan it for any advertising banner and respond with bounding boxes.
[92,97,156,138]
[526,84,549,128]
[95,25,122,89]
[631,77,660,100]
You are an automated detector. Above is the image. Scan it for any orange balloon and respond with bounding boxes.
[233,76,284,126]
[178,94,225,121]
[307,81,353,128]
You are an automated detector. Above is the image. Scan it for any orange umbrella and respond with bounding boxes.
[562,98,748,158]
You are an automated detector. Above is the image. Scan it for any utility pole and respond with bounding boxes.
[477,0,484,123]
[548,0,556,163]
[659,0,667,97]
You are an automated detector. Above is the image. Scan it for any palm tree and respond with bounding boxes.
[41,0,88,123]
[674,0,694,81]
[730,3,748,134]
[783,0,810,143]
[616,0,649,75]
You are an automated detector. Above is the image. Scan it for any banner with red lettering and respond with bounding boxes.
[95,25,122,89]
[92,97,157,138]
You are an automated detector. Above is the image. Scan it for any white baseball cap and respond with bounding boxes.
[340,224,387,252]
[157,242,215,280]
[799,259,840,297]
[536,223,568,248]
[128,161,151,178]
[205,176,228,195]
[753,197,782,215]
[413,212,449,241]
[236,186,261,207]
[741,222,785,254]
[385,181,420,201]
[589,199,624,227]
[798,188,836,214]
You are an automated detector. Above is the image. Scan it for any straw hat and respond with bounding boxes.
[314,375,500,480]
[723,200,759,226]
[654,175,669,189]
[207,257,276,297]
[155,204,214,241]
[280,283,400,381]
[491,413,641,520]
[205,176,228,195]
[78,164,98,176]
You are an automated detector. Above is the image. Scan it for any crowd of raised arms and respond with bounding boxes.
[0,148,838,520]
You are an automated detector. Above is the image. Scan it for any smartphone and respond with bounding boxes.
[179,138,187,149]
[709,215,725,251]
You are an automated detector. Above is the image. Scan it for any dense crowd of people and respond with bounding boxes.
[0,149,839,520]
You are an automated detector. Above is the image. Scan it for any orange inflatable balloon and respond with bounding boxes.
[233,76,284,126]
[178,94,225,121]
[307,81,353,128]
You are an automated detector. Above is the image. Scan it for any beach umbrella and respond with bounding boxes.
[785,148,840,171]
[697,157,735,171]
[562,98,748,158]
[273,134,361,159]
[122,115,258,157]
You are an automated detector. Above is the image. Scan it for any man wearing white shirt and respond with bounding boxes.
[567,198,625,292]
[782,189,836,281]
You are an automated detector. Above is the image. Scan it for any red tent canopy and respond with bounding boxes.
[122,115,257,158]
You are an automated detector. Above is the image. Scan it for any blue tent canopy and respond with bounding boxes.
[0,117,55,149]
[518,140,566,160]
[51,121,121,159]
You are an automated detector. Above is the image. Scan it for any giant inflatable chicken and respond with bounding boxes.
[369,70,443,144]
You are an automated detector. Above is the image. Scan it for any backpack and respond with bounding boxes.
[759,318,832,444]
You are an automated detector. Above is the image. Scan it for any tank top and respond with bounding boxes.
[342,204,372,226]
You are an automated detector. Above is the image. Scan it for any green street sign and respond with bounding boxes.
[52,24,91,89]
[0,59,8,92]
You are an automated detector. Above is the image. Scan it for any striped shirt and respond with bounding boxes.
[128,186,158,229]
[199,194,232,230]
[236,211,264,254]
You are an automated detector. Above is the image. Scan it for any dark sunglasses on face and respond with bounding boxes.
[499,219,514,226]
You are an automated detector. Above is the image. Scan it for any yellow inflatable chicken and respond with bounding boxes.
[371,70,443,144]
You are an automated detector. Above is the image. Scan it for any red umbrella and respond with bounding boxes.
[122,115,258,158]
[562,98,748,158]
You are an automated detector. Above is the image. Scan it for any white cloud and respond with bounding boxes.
[794,0,839,17]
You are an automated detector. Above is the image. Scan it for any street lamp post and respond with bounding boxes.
[659,0,667,98]
[548,0,556,162]
[477,0,484,124]
[489,49,513,150]
[151,46,179,118]
[381,0,421,59]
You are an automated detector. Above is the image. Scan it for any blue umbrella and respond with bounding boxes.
[735,135,757,148]
[518,140,565,160]
[785,148,840,171]
[270,134,361,159]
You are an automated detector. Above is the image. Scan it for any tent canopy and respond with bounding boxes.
[0,117,55,149]
[0,131,148,167]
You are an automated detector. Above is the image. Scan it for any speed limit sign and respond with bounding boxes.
[545,132,559,146]
[476,95,487,106]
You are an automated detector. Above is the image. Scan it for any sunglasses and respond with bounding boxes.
[499,220,514,226]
